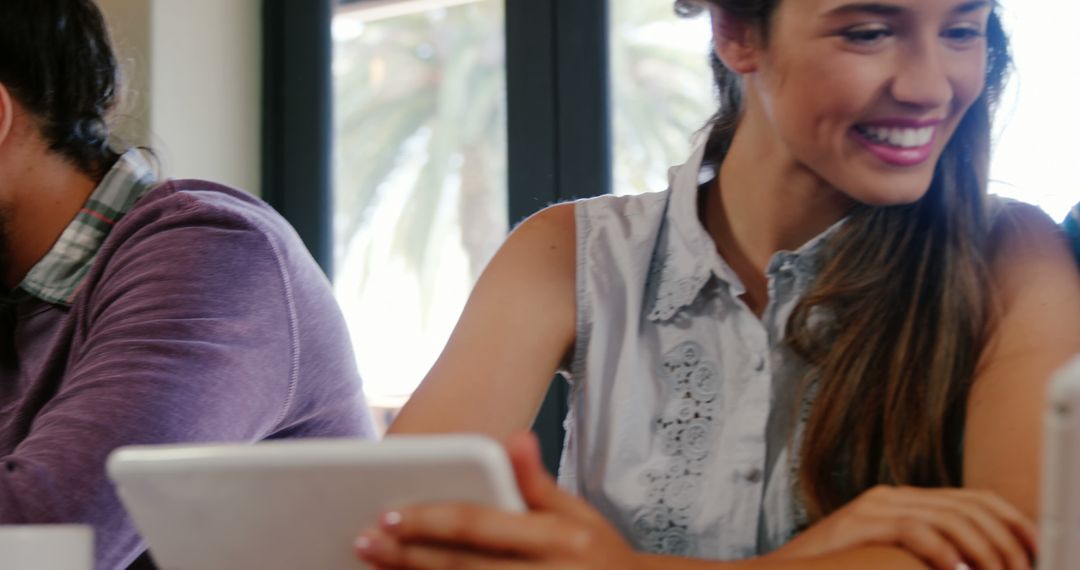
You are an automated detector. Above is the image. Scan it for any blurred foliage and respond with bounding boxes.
[610,0,716,194]
[332,0,715,318]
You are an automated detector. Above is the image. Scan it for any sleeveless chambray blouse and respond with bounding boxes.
[557,142,842,560]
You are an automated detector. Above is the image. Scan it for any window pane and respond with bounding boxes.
[610,1,715,196]
[332,0,508,431]
[989,1,1080,222]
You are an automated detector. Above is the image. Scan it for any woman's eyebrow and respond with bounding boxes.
[953,1,992,15]
[823,2,905,18]
[823,1,990,18]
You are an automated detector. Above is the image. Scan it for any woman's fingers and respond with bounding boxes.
[942,489,1039,557]
[370,503,576,559]
[504,432,608,526]
[810,510,965,570]
[886,516,964,570]
[858,487,1033,570]
[895,507,1008,570]
[352,432,637,568]
[938,501,1032,570]
[778,485,1036,570]
[504,431,557,511]
[356,528,535,570]
[884,489,1034,569]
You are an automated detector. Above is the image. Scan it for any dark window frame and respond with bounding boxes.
[262,0,610,473]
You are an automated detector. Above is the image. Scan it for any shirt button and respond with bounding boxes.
[755,355,766,372]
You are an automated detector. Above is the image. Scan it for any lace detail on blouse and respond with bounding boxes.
[632,341,723,555]
[645,252,712,323]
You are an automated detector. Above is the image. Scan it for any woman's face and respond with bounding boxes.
[744,0,992,205]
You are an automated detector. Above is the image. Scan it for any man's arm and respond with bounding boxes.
[0,197,311,568]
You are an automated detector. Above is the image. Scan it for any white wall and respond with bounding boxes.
[97,0,263,196]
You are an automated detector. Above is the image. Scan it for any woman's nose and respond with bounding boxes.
[889,40,955,111]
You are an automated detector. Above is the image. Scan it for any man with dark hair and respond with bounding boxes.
[0,1,374,568]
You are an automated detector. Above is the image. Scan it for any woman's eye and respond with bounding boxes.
[942,26,985,43]
[841,27,893,45]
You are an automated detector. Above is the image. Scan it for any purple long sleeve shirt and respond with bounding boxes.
[0,178,375,569]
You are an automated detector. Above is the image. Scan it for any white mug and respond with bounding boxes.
[0,525,94,570]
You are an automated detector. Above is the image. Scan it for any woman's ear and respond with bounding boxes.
[708,5,761,74]
[0,84,14,147]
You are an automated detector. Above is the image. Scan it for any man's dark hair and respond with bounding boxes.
[0,0,121,178]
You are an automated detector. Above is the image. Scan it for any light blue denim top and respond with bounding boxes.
[558,141,842,560]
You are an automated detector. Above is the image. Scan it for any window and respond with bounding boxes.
[265,0,605,463]
[989,1,1079,222]
[331,0,508,431]
[610,1,713,196]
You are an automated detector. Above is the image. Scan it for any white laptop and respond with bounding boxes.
[107,435,525,570]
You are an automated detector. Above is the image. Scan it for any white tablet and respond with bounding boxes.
[107,435,525,570]
[1040,356,1080,570]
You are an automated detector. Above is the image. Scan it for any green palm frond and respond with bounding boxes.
[335,0,714,322]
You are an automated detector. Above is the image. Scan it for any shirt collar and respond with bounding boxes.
[645,142,844,323]
[18,149,159,306]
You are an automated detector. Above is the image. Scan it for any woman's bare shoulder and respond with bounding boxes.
[496,202,577,286]
[388,202,579,436]
[963,201,1079,518]
[987,200,1079,304]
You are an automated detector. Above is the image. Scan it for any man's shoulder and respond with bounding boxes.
[82,179,323,305]
[129,179,293,237]
[108,180,311,267]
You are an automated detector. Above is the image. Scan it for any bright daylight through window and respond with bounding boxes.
[332,0,507,431]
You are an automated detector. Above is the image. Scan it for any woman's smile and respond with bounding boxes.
[851,118,943,167]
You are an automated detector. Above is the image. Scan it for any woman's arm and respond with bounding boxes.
[388,203,578,438]
[964,203,1080,519]
[366,202,1062,570]
[358,433,1031,570]
[640,548,925,570]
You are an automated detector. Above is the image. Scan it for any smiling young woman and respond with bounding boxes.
[356,0,1080,569]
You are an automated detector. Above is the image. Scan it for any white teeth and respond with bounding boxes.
[860,125,934,148]
[888,130,905,146]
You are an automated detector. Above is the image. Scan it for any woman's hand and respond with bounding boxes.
[770,485,1038,570]
[354,432,648,570]
[354,432,1037,570]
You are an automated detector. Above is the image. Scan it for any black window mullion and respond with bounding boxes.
[506,0,559,224]
[263,0,335,277]
[554,0,611,203]
[263,0,611,474]
[508,0,610,474]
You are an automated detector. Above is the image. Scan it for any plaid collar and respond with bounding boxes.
[18,149,159,306]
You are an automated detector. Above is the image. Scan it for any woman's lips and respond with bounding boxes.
[851,122,940,168]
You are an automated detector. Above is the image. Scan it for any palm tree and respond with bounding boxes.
[333,1,506,301]
[610,0,716,194]
[331,0,717,405]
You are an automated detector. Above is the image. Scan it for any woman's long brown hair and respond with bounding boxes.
[675,0,1013,520]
